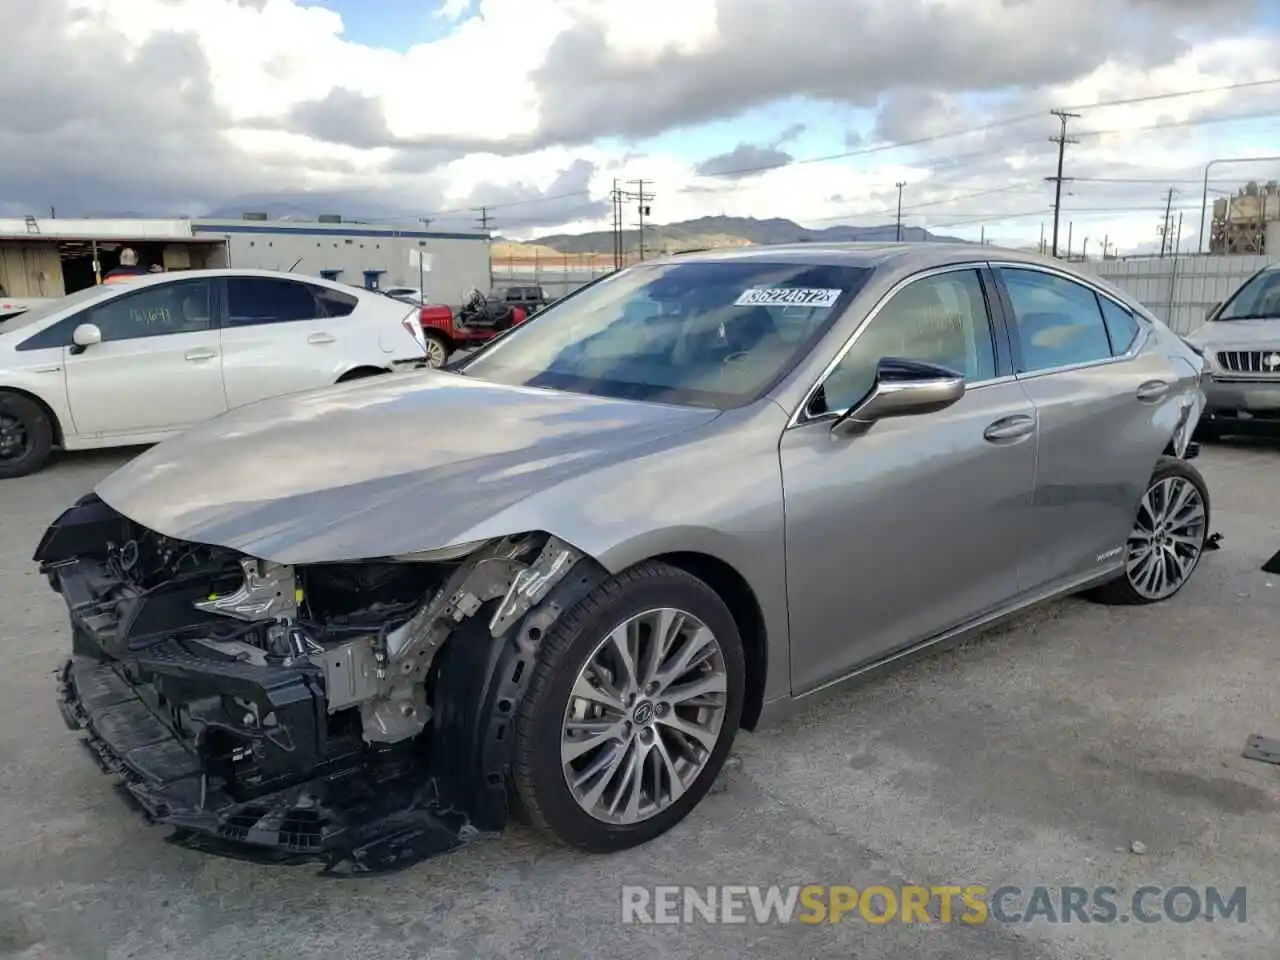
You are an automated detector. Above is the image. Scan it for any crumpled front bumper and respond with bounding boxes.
[56,655,476,875]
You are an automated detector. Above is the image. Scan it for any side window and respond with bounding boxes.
[312,285,358,318]
[814,270,998,414]
[1097,295,1140,355]
[1001,268,1114,373]
[226,278,320,326]
[83,281,214,343]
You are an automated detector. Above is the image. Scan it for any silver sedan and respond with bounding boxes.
[38,242,1211,871]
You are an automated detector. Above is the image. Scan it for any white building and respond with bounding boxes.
[0,216,491,308]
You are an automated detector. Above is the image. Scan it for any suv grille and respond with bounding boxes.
[1216,350,1280,376]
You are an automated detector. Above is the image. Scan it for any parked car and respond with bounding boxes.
[1184,262,1280,439]
[40,243,1210,873]
[0,269,427,478]
[502,284,549,314]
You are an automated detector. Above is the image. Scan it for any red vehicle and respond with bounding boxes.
[416,290,530,367]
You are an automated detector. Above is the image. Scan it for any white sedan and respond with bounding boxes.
[0,269,429,478]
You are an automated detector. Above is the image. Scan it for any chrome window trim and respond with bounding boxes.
[985,260,1152,379]
[786,261,1000,429]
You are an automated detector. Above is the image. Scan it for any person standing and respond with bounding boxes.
[103,248,149,284]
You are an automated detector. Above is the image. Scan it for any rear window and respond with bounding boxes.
[463,260,876,408]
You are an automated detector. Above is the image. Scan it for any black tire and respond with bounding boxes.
[422,331,452,369]
[513,561,745,853]
[0,391,54,479]
[1084,456,1210,606]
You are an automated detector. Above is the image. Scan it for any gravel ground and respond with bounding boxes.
[2,441,1279,960]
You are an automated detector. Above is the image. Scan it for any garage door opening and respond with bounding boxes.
[58,239,230,293]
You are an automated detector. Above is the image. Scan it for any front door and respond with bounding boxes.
[991,264,1194,591]
[781,266,1038,695]
[63,277,227,437]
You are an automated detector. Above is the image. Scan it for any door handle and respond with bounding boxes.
[308,332,336,345]
[184,348,217,362]
[983,414,1036,442]
[1136,380,1170,402]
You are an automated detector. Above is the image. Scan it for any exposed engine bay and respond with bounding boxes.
[37,492,603,874]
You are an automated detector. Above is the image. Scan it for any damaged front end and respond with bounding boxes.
[38,493,603,874]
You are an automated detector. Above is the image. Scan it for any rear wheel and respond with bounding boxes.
[0,391,54,479]
[513,562,744,853]
[1085,456,1210,605]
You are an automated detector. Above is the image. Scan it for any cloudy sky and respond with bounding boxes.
[2,0,1280,252]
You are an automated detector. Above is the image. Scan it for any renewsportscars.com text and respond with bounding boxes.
[620,884,1247,925]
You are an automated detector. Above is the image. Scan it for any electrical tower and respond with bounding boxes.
[626,179,655,261]
[1044,109,1079,258]
[475,207,491,232]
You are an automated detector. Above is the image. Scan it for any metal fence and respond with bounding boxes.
[491,257,617,302]
[491,252,1279,334]
[1085,253,1274,334]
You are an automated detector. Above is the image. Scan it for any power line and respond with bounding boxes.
[336,80,1280,228]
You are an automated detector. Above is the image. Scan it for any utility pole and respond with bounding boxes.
[626,179,654,261]
[1158,187,1176,258]
[475,207,491,232]
[1039,222,1046,254]
[610,178,623,270]
[1173,211,1184,257]
[894,181,906,242]
[1045,109,1080,258]
[1066,221,1073,259]
[980,225,985,245]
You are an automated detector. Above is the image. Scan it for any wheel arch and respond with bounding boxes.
[646,550,770,732]
[0,385,65,446]
[335,365,391,383]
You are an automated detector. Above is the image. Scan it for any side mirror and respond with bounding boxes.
[832,358,966,436]
[1205,301,1222,322]
[70,323,102,354]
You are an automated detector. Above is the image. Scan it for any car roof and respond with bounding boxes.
[645,240,1071,273]
[92,268,361,295]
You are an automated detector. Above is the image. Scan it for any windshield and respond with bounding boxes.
[460,260,876,408]
[0,285,108,330]
[1218,268,1280,321]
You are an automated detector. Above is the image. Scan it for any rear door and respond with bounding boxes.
[217,276,362,408]
[990,263,1189,591]
[61,277,227,437]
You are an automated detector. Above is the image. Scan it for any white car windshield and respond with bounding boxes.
[460,260,876,408]
[1217,268,1280,321]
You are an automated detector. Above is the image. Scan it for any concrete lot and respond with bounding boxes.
[2,442,1279,960]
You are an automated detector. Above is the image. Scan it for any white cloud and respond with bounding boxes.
[4,0,1279,253]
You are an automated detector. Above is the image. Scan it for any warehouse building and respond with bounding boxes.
[0,215,491,307]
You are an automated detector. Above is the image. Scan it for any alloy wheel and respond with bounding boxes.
[0,412,30,464]
[560,607,729,825]
[1125,475,1207,601]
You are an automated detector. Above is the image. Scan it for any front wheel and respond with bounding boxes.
[513,562,745,853]
[0,391,54,479]
[422,331,451,368]
[1085,456,1210,605]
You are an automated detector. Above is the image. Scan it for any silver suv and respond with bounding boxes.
[1186,264,1280,438]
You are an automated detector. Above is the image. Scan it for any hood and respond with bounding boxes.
[95,371,720,565]
[1186,319,1280,349]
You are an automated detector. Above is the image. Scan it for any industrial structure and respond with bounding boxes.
[0,215,491,307]
[1209,181,1280,255]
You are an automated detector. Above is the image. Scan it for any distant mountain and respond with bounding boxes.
[518,216,965,255]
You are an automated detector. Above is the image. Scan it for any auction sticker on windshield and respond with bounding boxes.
[734,288,842,308]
